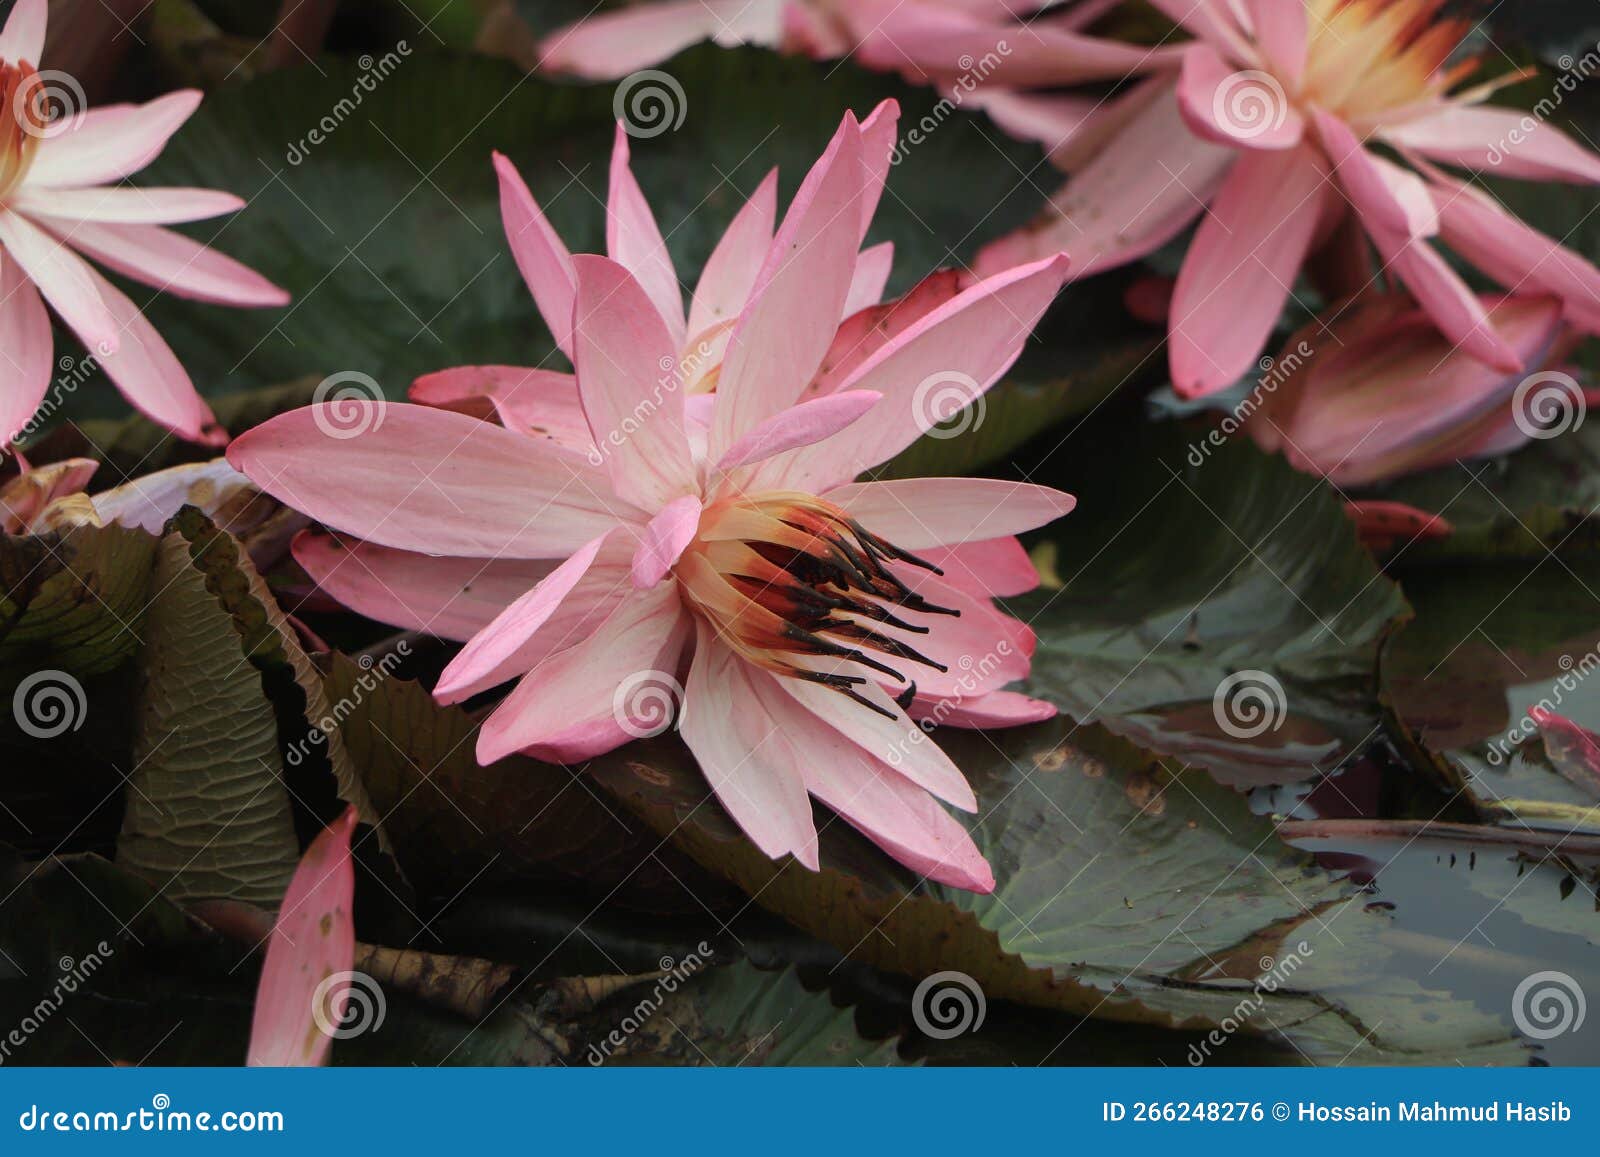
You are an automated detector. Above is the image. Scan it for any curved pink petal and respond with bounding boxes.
[43,219,288,308]
[687,169,776,341]
[709,111,864,459]
[607,124,686,344]
[1176,43,1305,150]
[409,365,596,452]
[492,151,576,357]
[758,254,1070,492]
[1385,104,1600,185]
[26,91,202,188]
[539,0,785,79]
[716,389,880,474]
[0,209,118,355]
[436,532,611,702]
[228,404,638,559]
[680,630,820,870]
[805,269,962,401]
[865,564,1034,703]
[571,254,695,508]
[1314,111,1437,238]
[13,185,245,225]
[826,477,1074,549]
[246,807,357,1068]
[631,493,702,589]
[1244,0,1306,86]
[922,537,1039,599]
[1169,144,1327,397]
[845,241,894,315]
[0,255,53,446]
[975,83,1234,279]
[477,582,688,764]
[910,688,1056,730]
[0,0,47,63]
[856,99,899,243]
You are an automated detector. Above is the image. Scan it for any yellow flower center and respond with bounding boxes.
[1297,0,1476,123]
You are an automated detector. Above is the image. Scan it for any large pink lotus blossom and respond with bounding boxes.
[230,105,1075,891]
[0,0,287,450]
[970,0,1600,397]
[535,0,1171,86]
[1246,291,1583,487]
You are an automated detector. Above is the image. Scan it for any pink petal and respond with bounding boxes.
[687,169,777,340]
[974,83,1234,280]
[1176,43,1304,150]
[1244,0,1306,86]
[709,111,864,460]
[607,124,686,344]
[716,389,880,474]
[46,219,288,308]
[435,533,611,702]
[0,255,53,446]
[476,583,688,765]
[228,404,638,559]
[1385,104,1600,185]
[826,477,1075,548]
[26,91,202,188]
[921,536,1039,599]
[0,0,46,63]
[856,99,899,243]
[1388,239,1522,374]
[910,688,1056,731]
[409,365,596,453]
[538,0,785,79]
[756,254,1070,492]
[246,807,357,1068]
[631,493,703,588]
[1169,144,1327,397]
[953,87,1103,164]
[0,209,118,355]
[80,262,223,444]
[1146,0,1251,54]
[571,254,696,508]
[1343,501,1453,552]
[806,269,962,400]
[680,630,820,870]
[779,673,977,812]
[845,241,894,315]
[1314,112,1437,238]
[492,151,576,358]
[13,185,245,225]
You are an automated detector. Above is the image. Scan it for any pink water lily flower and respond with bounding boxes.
[973,0,1600,397]
[0,0,287,449]
[535,0,1168,85]
[231,106,1075,891]
[1246,291,1581,487]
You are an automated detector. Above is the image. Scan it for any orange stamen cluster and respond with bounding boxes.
[1299,0,1478,123]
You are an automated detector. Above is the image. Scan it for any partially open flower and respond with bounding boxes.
[231,106,1075,892]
